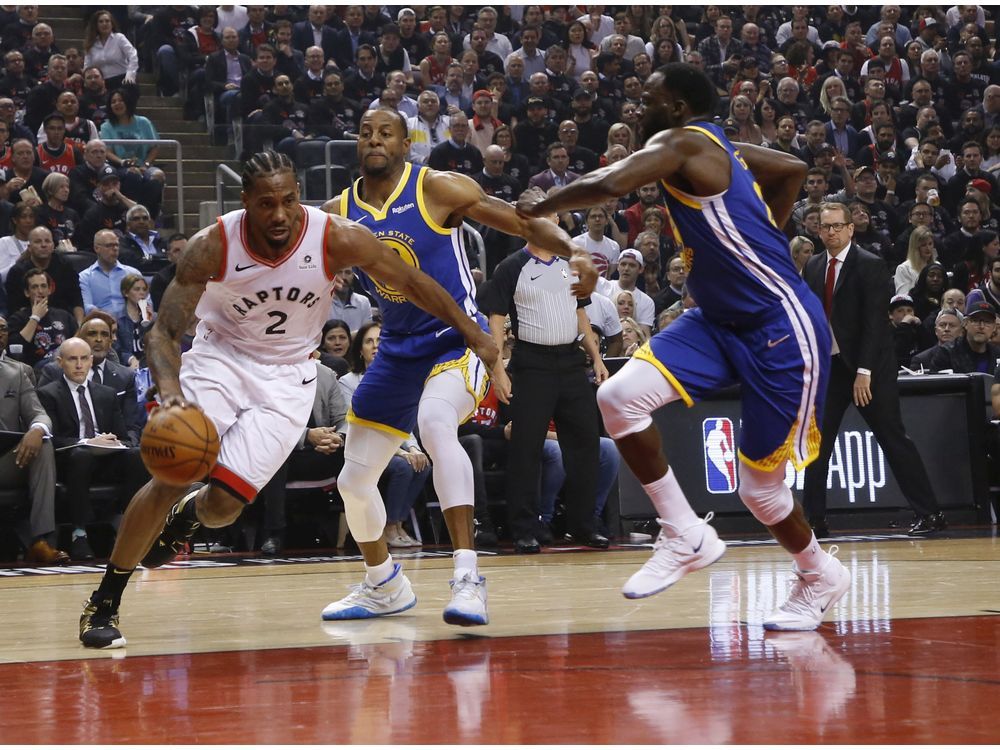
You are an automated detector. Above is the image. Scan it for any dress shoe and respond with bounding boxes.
[536,523,554,546]
[261,536,283,556]
[907,512,947,536]
[70,535,95,561]
[514,537,541,554]
[474,518,498,547]
[565,530,611,549]
[26,539,69,565]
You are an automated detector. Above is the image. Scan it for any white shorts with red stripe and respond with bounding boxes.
[179,333,317,502]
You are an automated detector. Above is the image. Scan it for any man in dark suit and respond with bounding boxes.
[803,202,945,537]
[291,5,338,61]
[38,312,143,445]
[527,142,580,192]
[204,27,252,145]
[0,314,66,564]
[38,337,147,560]
[333,5,377,72]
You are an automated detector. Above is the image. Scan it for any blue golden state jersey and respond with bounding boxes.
[661,122,811,327]
[340,162,486,358]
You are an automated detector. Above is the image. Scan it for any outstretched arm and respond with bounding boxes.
[146,225,219,404]
[328,216,510,402]
[426,170,597,298]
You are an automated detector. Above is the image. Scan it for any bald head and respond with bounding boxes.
[57,337,93,384]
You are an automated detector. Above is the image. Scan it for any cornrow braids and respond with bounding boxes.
[241,150,296,192]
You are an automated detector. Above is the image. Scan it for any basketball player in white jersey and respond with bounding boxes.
[78,151,503,649]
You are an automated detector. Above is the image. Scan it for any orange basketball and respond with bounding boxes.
[140,405,220,486]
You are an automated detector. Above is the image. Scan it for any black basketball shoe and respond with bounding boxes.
[141,486,203,568]
[79,596,126,649]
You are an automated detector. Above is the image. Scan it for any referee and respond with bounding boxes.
[477,230,610,553]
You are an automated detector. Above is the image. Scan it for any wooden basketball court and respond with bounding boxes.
[0,533,997,743]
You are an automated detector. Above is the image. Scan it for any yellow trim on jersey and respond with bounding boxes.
[632,343,694,408]
[684,124,727,150]
[346,410,411,440]
[350,162,413,221]
[661,181,704,210]
[426,349,490,422]
[736,415,822,472]
[337,189,348,217]
[415,167,452,236]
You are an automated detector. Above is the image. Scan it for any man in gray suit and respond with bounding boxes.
[0,315,66,564]
[255,361,348,555]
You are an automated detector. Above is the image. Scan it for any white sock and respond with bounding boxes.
[792,534,830,572]
[365,555,396,587]
[453,548,478,579]
[643,468,701,534]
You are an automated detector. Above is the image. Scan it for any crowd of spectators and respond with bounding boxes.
[7,5,1000,560]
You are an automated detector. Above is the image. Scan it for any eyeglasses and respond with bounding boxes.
[819,222,850,232]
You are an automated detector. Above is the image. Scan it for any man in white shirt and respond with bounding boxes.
[595,249,654,335]
[464,7,512,60]
[78,229,141,318]
[367,70,418,118]
[406,90,450,165]
[571,205,620,278]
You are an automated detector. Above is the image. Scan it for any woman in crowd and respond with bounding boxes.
[317,318,351,376]
[651,36,682,68]
[983,126,1000,172]
[894,225,938,295]
[904,40,924,79]
[338,322,429,549]
[82,9,138,92]
[616,290,635,321]
[729,94,763,145]
[116,273,154,369]
[420,32,455,89]
[600,123,636,167]
[646,14,685,62]
[620,316,649,357]
[849,201,894,260]
[99,89,166,185]
[756,97,779,145]
[818,76,850,119]
[908,261,947,321]
[492,125,530,193]
[0,203,36,275]
[565,20,597,80]
[35,172,80,251]
[789,236,815,275]
[952,230,1000,292]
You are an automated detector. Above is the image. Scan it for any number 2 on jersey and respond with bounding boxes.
[265,311,288,335]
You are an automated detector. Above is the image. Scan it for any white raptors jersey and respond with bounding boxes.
[194,204,336,364]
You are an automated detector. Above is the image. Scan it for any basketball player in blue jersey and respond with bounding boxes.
[320,108,597,626]
[520,63,850,632]
[77,151,503,649]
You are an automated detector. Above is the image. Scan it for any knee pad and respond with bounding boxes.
[737,463,793,526]
[418,394,474,512]
[598,358,682,439]
[337,460,388,543]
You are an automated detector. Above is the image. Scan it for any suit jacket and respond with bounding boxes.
[0,358,50,443]
[824,121,861,158]
[38,378,127,449]
[295,363,347,449]
[804,243,895,377]
[291,21,338,60]
[333,28,377,71]
[204,49,252,97]
[37,359,142,445]
[527,169,580,192]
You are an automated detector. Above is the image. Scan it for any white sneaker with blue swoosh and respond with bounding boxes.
[763,546,851,631]
[622,512,727,599]
[321,563,416,620]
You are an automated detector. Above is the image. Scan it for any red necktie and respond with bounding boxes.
[824,257,838,318]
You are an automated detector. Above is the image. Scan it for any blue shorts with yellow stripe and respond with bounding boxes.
[637,301,830,471]
[348,344,489,440]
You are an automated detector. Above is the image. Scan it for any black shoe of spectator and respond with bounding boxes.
[536,523,554,546]
[474,518,498,548]
[261,536,283,556]
[70,535,95,561]
[565,530,610,549]
[514,537,541,554]
[908,512,947,536]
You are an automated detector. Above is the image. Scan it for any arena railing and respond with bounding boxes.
[101,139,186,234]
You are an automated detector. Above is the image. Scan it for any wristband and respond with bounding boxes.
[29,314,40,322]
[856,368,871,376]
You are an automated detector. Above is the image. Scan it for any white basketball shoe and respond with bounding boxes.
[321,563,417,620]
[443,572,489,626]
[622,512,727,599]
[763,546,851,631]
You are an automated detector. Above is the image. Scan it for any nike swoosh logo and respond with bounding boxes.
[767,335,791,348]
[434,326,453,338]
[235,263,258,272]
[692,533,704,554]
[302,376,317,385]
[530,274,542,280]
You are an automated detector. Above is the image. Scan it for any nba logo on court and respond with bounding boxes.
[703,418,738,494]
